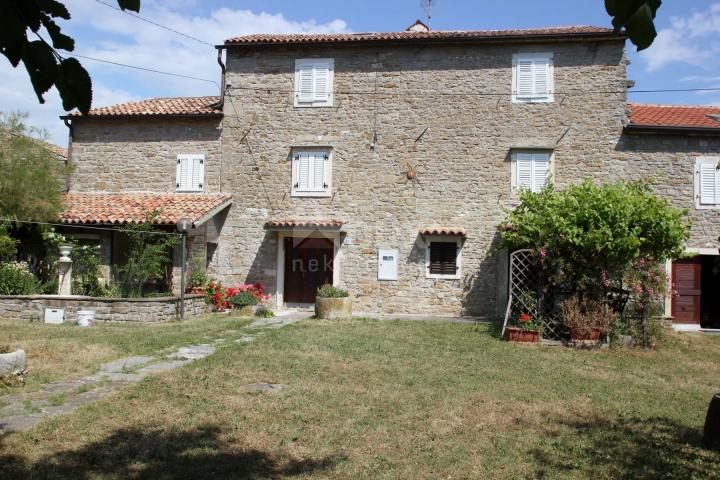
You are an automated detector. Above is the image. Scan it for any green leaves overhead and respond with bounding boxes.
[1,0,140,114]
[117,0,141,12]
[21,40,59,103]
[605,0,662,51]
[55,58,93,113]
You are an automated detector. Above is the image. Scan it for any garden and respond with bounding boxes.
[499,180,692,349]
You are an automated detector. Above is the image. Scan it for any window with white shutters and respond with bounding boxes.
[295,59,334,107]
[291,150,332,197]
[176,154,205,192]
[512,53,554,103]
[514,151,550,192]
[696,157,720,208]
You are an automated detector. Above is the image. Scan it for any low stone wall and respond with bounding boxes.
[0,295,209,323]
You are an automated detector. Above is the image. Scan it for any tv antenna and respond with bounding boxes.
[420,0,436,28]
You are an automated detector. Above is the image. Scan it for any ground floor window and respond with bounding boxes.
[425,237,462,279]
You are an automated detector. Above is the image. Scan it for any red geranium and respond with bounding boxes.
[519,313,532,323]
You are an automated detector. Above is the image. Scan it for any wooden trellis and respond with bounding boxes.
[501,249,564,340]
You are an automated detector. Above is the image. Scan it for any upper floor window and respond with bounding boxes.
[512,151,551,192]
[291,150,332,197]
[295,59,334,107]
[512,53,554,103]
[696,157,720,208]
[176,154,204,192]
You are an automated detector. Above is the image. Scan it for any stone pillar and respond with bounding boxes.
[57,244,73,296]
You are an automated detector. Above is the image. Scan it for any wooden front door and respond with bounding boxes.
[672,259,702,324]
[284,237,334,304]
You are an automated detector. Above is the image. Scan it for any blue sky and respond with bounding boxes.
[2,0,719,145]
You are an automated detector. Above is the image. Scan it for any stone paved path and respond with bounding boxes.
[0,310,310,435]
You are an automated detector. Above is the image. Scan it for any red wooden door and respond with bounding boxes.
[672,259,702,324]
[284,237,334,304]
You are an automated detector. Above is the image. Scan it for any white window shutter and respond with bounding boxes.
[532,153,549,192]
[533,59,549,97]
[312,153,326,191]
[517,60,533,98]
[700,163,717,205]
[176,158,184,190]
[297,64,314,103]
[297,153,311,190]
[516,153,533,189]
[192,157,204,191]
[313,63,330,103]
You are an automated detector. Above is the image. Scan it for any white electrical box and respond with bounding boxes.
[378,249,399,281]
[44,308,65,324]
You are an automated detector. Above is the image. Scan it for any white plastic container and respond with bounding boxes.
[77,310,95,327]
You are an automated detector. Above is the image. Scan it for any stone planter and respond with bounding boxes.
[315,296,352,319]
[505,327,540,343]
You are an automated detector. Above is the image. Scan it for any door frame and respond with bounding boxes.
[276,230,342,307]
[664,247,719,322]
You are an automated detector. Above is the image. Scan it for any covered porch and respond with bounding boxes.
[58,192,233,294]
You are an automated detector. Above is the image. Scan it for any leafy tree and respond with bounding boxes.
[0,0,140,114]
[500,180,690,298]
[117,212,179,298]
[605,0,662,51]
[0,111,71,221]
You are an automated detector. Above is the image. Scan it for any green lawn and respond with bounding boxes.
[2,318,720,479]
[0,316,250,394]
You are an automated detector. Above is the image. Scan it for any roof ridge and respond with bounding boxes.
[629,103,720,109]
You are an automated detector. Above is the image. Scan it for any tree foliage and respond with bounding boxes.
[0,111,71,221]
[0,0,140,114]
[117,213,179,298]
[605,0,662,51]
[500,180,690,295]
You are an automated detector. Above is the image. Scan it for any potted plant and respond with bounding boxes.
[228,283,269,317]
[560,296,617,345]
[205,281,230,312]
[186,270,209,294]
[315,284,352,319]
[505,313,541,343]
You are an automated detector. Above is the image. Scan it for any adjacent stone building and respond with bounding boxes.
[60,24,720,326]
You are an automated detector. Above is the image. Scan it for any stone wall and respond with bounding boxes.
[0,295,208,323]
[68,117,222,193]
[217,40,629,316]
[615,133,720,249]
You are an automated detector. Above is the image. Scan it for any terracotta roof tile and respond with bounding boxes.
[264,219,344,229]
[67,96,222,118]
[628,103,720,129]
[225,26,616,46]
[60,193,232,225]
[420,227,467,237]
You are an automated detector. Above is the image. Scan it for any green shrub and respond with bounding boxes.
[500,181,691,299]
[231,291,259,308]
[255,306,275,318]
[316,284,349,298]
[0,262,41,295]
[187,270,209,288]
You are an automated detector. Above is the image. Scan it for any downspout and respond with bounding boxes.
[63,118,73,193]
[214,47,227,109]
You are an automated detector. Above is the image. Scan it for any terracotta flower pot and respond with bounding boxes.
[571,328,602,341]
[505,327,540,343]
[185,287,205,295]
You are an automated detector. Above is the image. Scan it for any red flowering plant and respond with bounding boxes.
[516,312,542,332]
[205,281,231,311]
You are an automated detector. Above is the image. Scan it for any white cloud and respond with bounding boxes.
[641,3,720,72]
[0,2,350,145]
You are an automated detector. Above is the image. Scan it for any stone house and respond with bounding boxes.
[59,23,720,327]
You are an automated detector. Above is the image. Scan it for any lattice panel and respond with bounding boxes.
[503,249,564,340]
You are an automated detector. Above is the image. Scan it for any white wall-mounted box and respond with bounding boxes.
[378,249,399,281]
[44,308,65,324]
